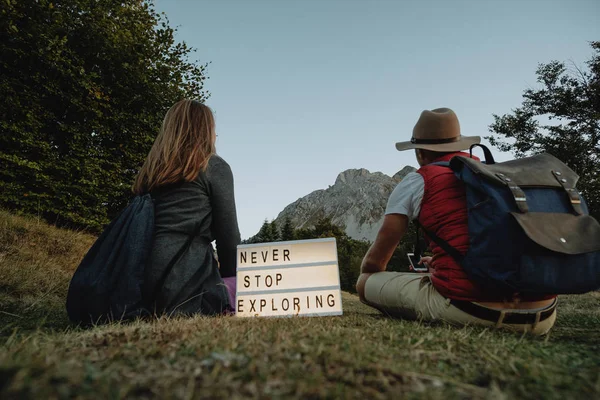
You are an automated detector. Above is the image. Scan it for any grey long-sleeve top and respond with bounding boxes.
[150,154,241,278]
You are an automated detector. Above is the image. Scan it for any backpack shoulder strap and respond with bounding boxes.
[429,161,451,168]
[415,220,464,264]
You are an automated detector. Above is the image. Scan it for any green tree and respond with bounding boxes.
[386,221,419,272]
[247,219,278,243]
[251,219,269,243]
[336,237,370,293]
[487,41,600,220]
[295,227,316,240]
[280,216,295,241]
[312,217,347,239]
[270,219,280,242]
[0,0,209,231]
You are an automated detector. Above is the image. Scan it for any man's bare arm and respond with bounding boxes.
[360,214,409,273]
[356,214,408,302]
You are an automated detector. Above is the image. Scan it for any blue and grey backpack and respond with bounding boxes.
[66,195,154,325]
[419,144,600,295]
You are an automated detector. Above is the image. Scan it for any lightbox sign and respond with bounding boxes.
[235,238,343,318]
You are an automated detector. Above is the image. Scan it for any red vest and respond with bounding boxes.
[417,152,485,301]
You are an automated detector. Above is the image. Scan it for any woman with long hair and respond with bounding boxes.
[133,99,240,315]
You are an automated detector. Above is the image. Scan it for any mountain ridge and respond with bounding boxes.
[271,165,417,242]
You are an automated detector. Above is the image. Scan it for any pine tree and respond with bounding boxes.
[250,219,272,243]
[270,220,280,242]
[280,216,295,241]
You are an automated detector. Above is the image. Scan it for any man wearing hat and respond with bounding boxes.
[355,108,557,335]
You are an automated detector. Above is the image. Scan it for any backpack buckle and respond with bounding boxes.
[552,170,583,215]
[508,184,529,213]
[496,173,529,213]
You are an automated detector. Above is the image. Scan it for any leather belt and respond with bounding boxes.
[450,299,557,325]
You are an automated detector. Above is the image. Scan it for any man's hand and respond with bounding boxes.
[418,256,435,272]
[418,256,432,266]
[360,214,408,274]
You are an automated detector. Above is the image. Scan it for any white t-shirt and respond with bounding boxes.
[385,172,425,220]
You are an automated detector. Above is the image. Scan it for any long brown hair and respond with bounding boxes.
[133,99,216,194]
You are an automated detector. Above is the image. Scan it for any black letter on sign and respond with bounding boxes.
[265,275,273,287]
[283,249,290,261]
[327,294,335,307]
[293,297,300,312]
[240,252,247,264]
[260,299,267,312]
[261,250,268,263]
[276,273,283,286]
[250,299,256,312]
[271,299,278,311]
[244,276,250,288]
[251,252,257,264]
[273,248,279,261]
[316,295,323,308]
[255,275,261,287]
[237,299,243,313]
[282,298,290,311]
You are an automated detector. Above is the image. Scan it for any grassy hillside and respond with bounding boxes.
[0,210,96,333]
[1,210,599,399]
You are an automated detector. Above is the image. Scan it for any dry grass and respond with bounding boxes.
[0,210,95,333]
[1,210,599,399]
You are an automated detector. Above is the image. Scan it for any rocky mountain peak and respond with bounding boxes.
[334,168,371,185]
[393,166,418,182]
[271,165,417,242]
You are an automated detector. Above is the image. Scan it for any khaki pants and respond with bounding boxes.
[363,272,557,336]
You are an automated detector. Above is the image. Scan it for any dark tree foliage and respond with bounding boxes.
[269,219,280,242]
[280,216,295,241]
[0,0,209,231]
[487,41,600,220]
[387,221,420,273]
[245,219,279,244]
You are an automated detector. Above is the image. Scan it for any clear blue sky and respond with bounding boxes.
[154,0,599,239]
